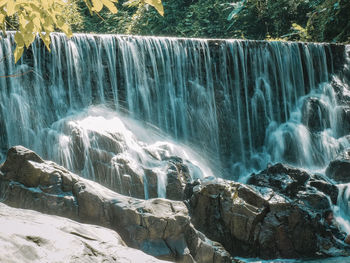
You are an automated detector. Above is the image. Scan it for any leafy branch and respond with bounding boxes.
[0,0,163,63]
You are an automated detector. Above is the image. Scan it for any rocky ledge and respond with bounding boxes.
[0,202,165,263]
[326,149,350,183]
[0,146,231,263]
[0,146,350,262]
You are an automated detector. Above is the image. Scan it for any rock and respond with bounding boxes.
[248,163,310,198]
[326,149,350,183]
[309,179,339,205]
[0,202,165,263]
[189,181,269,257]
[249,163,338,206]
[337,107,350,137]
[0,146,232,263]
[2,146,347,260]
[165,157,192,200]
[58,119,197,201]
[302,97,330,132]
[189,176,349,259]
[187,163,348,259]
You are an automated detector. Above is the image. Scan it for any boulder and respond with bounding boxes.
[0,146,232,263]
[1,146,348,261]
[326,149,350,183]
[337,107,350,137]
[165,157,192,200]
[0,202,166,263]
[249,163,338,206]
[302,97,330,132]
[60,121,195,200]
[188,163,347,259]
[189,178,348,259]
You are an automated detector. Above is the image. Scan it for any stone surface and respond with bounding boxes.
[0,146,232,263]
[326,149,350,183]
[1,146,348,261]
[188,163,348,259]
[0,202,166,263]
[62,121,195,200]
[302,97,330,132]
[249,163,338,206]
[165,157,192,200]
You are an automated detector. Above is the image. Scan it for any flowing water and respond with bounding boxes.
[0,33,350,199]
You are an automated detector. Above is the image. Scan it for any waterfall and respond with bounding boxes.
[0,32,349,197]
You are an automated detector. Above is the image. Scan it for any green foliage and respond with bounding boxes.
[76,0,348,44]
[306,0,350,43]
[76,0,234,38]
[226,0,313,40]
[227,0,349,43]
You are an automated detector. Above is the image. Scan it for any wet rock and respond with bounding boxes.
[60,121,197,200]
[249,163,338,205]
[187,163,349,259]
[309,179,339,205]
[189,181,269,257]
[0,146,232,263]
[0,202,165,263]
[248,163,310,198]
[326,149,350,183]
[144,169,159,198]
[338,107,350,137]
[302,97,330,132]
[189,175,349,259]
[2,146,348,260]
[165,157,192,200]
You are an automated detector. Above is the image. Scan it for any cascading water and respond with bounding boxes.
[0,32,349,199]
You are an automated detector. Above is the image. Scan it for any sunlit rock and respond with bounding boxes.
[0,202,166,263]
[40,107,207,200]
[0,146,232,262]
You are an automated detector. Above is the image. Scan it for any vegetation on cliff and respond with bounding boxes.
[71,0,350,43]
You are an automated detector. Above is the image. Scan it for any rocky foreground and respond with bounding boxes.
[0,203,166,263]
[1,146,350,262]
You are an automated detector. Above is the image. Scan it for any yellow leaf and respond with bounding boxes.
[14,32,24,46]
[33,16,41,29]
[145,0,163,16]
[0,13,5,23]
[0,0,8,8]
[7,0,16,16]
[91,0,103,12]
[101,0,118,14]
[14,45,24,63]
[23,31,35,47]
[39,32,51,51]
[60,23,72,38]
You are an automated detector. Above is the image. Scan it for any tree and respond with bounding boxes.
[0,0,163,62]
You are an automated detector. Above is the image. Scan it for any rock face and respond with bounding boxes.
[188,163,347,259]
[302,97,330,132]
[1,146,348,261]
[61,119,195,201]
[326,149,350,183]
[0,202,166,263]
[249,163,339,206]
[0,146,231,263]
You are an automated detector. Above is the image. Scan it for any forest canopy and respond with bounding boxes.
[70,0,350,44]
[0,0,349,63]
